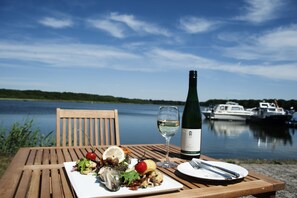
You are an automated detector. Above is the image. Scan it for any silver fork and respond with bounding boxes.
[189,160,233,180]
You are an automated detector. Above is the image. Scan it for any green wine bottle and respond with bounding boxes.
[181,70,202,159]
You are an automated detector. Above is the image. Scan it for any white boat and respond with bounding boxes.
[248,101,292,125]
[202,106,213,119]
[204,102,252,121]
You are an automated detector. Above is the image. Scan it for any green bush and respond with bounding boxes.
[0,119,55,155]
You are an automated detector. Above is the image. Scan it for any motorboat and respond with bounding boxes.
[202,106,213,119]
[203,102,252,121]
[247,101,293,125]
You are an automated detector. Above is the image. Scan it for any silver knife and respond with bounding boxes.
[189,160,233,180]
[197,159,241,178]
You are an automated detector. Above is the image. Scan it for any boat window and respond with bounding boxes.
[231,107,241,111]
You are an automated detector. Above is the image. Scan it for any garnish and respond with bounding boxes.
[74,158,97,174]
[86,151,96,161]
[102,146,125,163]
[120,170,140,185]
[135,161,147,174]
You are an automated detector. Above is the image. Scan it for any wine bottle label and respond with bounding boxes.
[181,128,201,155]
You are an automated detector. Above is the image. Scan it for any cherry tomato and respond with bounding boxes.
[135,161,147,174]
[86,151,96,161]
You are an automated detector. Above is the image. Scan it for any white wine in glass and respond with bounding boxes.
[157,106,180,168]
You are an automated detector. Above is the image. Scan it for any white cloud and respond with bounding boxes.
[220,24,297,62]
[109,12,171,37]
[87,12,171,38]
[87,19,125,38]
[1,41,296,81]
[179,17,220,33]
[38,17,73,28]
[235,0,285,24]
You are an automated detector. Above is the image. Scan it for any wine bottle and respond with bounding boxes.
[181,70,202,159]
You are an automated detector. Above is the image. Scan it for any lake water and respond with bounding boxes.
[0,100,296,160]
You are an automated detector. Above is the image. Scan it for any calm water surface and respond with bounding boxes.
[0,100,296,160]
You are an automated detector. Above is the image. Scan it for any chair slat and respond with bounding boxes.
[84,118,88,146]
[68,119,72,147]
[110,118,115,145]
[100,118,103,146]
[79,118,82,146]
[104,118,109,145]
[90,118,93,146]
[73,118,77,146]
[95,118,99,146]
[62,118,66,147]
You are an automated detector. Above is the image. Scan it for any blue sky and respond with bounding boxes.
[0,0,296,102]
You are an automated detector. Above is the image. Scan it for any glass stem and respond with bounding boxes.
[165,137,171,163]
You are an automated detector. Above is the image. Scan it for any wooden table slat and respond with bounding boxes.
[14,169,32,198]
[60,167,75,197]
[27,149,36,165]
[68,147,78,161]
[50,148,58,164]
[74,147,84,159]
[63,148,72,162]
[41,169,51,198]
[0,148,30,197]
[28,169,41,197]
[42,149,50,165]
[56,148,65,164]
[51,169,63,197]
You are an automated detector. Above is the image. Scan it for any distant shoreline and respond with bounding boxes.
[1,88,296,109]
[0,88,184,106]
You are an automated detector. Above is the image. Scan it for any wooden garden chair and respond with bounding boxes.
[56,108,120,147]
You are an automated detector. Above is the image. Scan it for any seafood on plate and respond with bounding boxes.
[98,166,121,191]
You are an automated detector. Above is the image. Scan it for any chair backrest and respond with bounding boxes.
[56,108,120,147]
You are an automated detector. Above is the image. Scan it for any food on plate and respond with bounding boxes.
[119,159,162,190]
[102,145,126,163]
[121,160,163,190]
[72,158,97,175]
[86,150,96,161]
[98,166,121,191]
[143,159,157,174]
[135,160,147,174]
[72,145,163,191]
[134,159,157,174]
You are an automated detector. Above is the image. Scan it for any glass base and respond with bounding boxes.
[156,161,178,168]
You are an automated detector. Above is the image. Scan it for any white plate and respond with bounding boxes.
[177,160,248,180]
[64,159,183,198]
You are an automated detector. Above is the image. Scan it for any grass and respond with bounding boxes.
[0,119,55,179]
[0,155,13,178]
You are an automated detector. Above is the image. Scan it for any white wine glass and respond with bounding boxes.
[157,106,180,168]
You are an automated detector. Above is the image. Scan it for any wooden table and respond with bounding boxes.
[0,144,285,198]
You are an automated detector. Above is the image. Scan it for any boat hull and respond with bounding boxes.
[211,113,249,121]
[248,114,292,125]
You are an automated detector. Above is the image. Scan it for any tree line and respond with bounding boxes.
[0,88,184,105]
[0,88,296,110]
